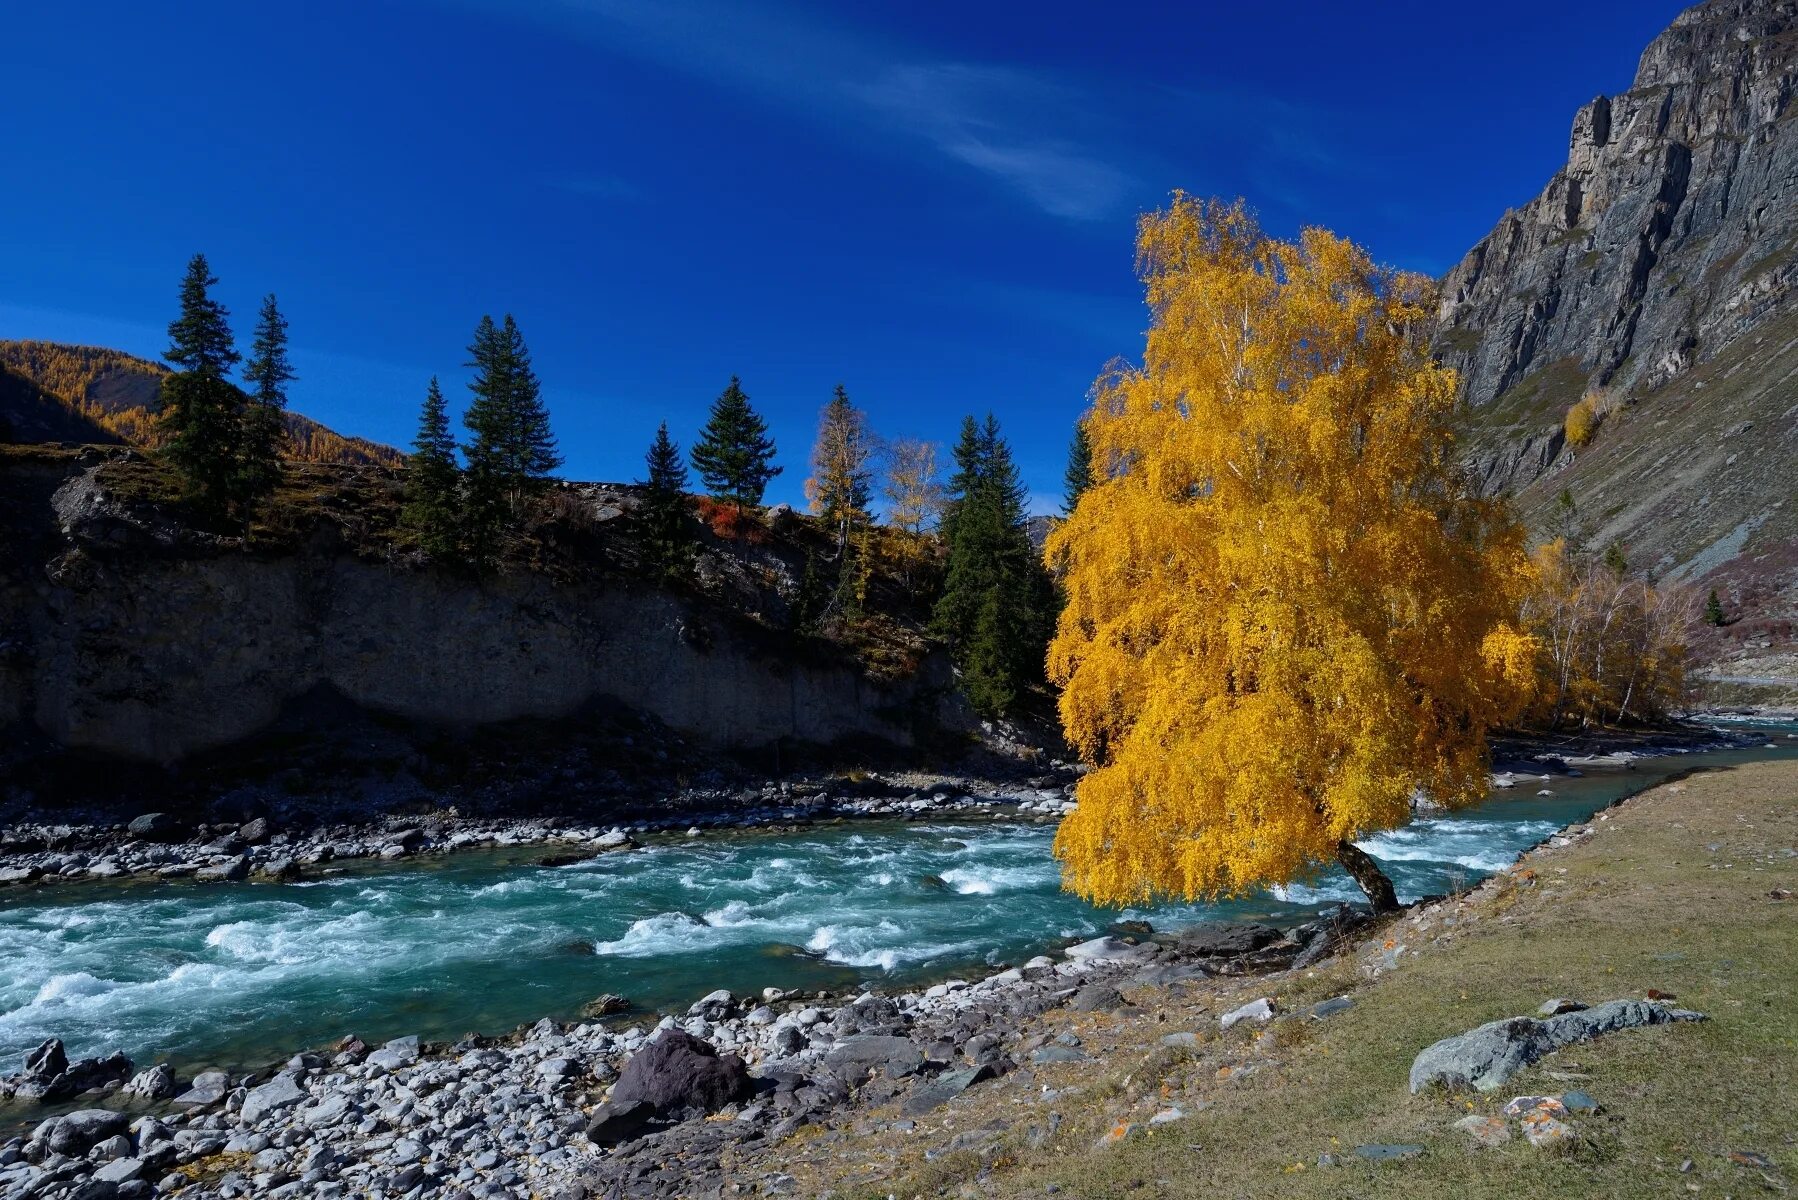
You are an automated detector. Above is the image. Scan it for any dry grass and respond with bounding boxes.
[782,760,1798,1200]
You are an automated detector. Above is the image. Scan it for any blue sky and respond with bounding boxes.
[1,0,1684,513]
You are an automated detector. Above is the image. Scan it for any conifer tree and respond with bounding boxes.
[804,383,874,550]
[1705,589,1726,626]
[159,254,244,521]
[691,376,781,517]
[403,377,461,560]
[933,412,1052,718]
[936,415,984,551]
[237,293,293,513]
[1062,422,1093,515]
[638,421,696,579]
[462,314,561,560]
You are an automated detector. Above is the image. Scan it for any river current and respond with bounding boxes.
[2,730,1791,1075]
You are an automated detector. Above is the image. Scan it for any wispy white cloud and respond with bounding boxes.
[851,62,1132,221]
[455,0,1138,221]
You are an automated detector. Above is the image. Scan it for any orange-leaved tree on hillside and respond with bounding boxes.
[1047,196,1538,913]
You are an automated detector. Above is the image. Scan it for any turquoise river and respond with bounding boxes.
[2,727,1792,1077]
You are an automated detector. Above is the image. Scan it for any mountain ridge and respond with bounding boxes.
[1437,0,1798,696]
[0,339,403,467]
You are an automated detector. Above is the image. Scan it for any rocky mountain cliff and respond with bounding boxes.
[1439,0,1798,697]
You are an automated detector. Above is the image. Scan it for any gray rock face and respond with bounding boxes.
[1410,999,1707,1092]
[1435,0,1798,657]
[22,1038,66,1081]
[366,1035,421,1071]
[1440,0,1798,493]
[0,485,963,764]
[900,1064,996,1116]
[194,856,249,883]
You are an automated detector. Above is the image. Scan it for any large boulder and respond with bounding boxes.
[10,1046,133,1103]
[194,857,249,883]
[121,1064,177,1101]
[239,1071,308,1123]
[610,1030,752,1119]
[1062,936,1157,964]
[127,813,189,843]
[44,1109,130,1156]
[23,1038,68,1081]
[1410,999,1706,1093]
[583,1099,656,1147]
[1176,923,1282,957]
[367,1035,421,1071]
[819,1035,925,1085]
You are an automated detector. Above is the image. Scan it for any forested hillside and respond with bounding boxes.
[0,340,402,466]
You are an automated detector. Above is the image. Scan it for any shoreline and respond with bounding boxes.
[0,719,1767,898]
[0,725,1789,1199]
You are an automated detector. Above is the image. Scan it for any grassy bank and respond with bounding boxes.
[786,759,1797,1198]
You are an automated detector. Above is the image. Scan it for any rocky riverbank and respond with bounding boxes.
[0,772,1081,895]
[1,725,1786,1200]
[0,903,1370,1200]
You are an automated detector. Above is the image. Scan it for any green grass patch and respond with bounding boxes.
[843,761,1798,1199]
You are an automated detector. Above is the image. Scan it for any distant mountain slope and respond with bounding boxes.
[0,362,121,445]
[0,340,403,466]
[1437,0,1798,697]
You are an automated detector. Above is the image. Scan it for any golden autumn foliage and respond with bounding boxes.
[1563,386,1620,449]
[803,384,875,547]
[0,339,402,466]
[1047,197,1538,909]
[1521,539,1691,727]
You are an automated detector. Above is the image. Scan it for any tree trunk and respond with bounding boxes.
[1336,839,1399,913]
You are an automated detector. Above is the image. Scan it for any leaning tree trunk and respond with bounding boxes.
[1336,839,1398,913]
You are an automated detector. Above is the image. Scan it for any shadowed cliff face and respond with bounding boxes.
[0,452,962,766]
[1440,0,1798,693]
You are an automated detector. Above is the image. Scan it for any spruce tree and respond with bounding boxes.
[1062,421,1093,514]
[462,313,561,560]
[403,377,462,560]
[638,421,696,579]
[159,254,245,520]
[237,293,293,514]
[1705,589,1726,627]
[937,415,985,550]
[691,376,781,517]
[933,412,1052,718]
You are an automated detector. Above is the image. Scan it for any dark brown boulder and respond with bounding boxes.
[610,1030,752,1119]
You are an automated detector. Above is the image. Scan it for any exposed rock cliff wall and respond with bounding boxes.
[1438,0,1798,689]
[1441,0,1798,466]
[0,454,960,765]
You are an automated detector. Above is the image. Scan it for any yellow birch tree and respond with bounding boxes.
[1047,196,1537,912]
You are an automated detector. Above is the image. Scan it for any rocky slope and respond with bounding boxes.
[0,447,963,771]
[0,341,402,466]
[1437,0,1798,693]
